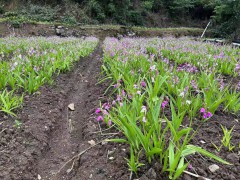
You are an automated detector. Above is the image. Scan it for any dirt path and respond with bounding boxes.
[36,43,104,179]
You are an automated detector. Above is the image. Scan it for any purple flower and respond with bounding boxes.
[188,164,193,171]
[108,120,112,126]
[122,89,126,96]
[141,106,147,114]
[140,81,146,88]
[203,113,208,119]
[219,81,225,91]
[134,84,138,89]
[103,110,109,115]
[200,108,205,113]
[113,83,121,88]
[207,112,212,118]
[177,63,198,73]
[202,110,212,119]
[116,95,122,102]
[161,100,168,109]
[103,103,110,110]
[235,63,240,71]
[128,94,132,99]
[97,116,103,122]
[142,116,147,123]
[237,82,240,90]
[112,100,116,105]
[95,108,101,114]
[150,65,156,71]
[191,80,198,90]
[110,51,115,57]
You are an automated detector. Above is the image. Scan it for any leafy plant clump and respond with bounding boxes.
[0,36,99,116]
[97,37,239,179]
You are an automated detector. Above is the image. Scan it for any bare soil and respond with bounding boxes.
[0,41,239,180]
[0,44,128,180]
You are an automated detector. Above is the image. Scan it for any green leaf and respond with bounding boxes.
[169,142,175,168]
[187,145,231,165]
[147,147,162,157]
[177,157,184,170]
[181,148,196,157]
[173,163,188,180]
[106,138,128,143]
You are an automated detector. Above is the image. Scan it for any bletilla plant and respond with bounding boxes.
[99,37,237,179]
[0,37,99,116]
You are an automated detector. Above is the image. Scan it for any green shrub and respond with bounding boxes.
[128,10,143,26]
[213,0,240,38]
[20,4,60,22]
[60,15,77,25]
[4,11,18,18]
[0,5,4,14]
[143,1,153,11]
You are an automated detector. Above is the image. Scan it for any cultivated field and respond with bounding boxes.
[0,36,239,180]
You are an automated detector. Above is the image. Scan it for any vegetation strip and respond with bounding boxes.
[97,37,239,179]
[0,36,99,116]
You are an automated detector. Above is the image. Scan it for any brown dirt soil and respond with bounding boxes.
[0,41,239,180]
[0,43,128,180]
[0,22,207,40]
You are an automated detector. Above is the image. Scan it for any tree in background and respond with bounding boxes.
[213,0,240,38]
[1,0,239,38]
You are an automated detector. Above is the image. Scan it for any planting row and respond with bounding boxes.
[0,37,99,116]
[97,37,239,179]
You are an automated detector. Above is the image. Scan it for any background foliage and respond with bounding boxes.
[0,0,239,38]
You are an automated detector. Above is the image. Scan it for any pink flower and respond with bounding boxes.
[150,65,156,71]
[103,110,109,115]
[207,112,212,118]
[188,164,193,171]
[108,120,112,126]
[112,100,116,105]
[97,116,103,122]
[161,100,168,109]
[116,95,122,102]
[122,90,126,96]
[235,63,240,71]
[95,108,101,114]
[140,81,146,88]
[128,94,132,99]
[113,83,121,88]
[133,84,138,89]
[110,51,115,57]
[202,111,212,119]
[141,106,147,113]
[200,108,205,113]
[103,103,110,110]
[203,113,208,119]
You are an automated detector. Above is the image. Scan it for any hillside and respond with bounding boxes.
[1,0,212,27]
[0,0,239,38]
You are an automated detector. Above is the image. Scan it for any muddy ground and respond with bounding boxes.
[0,35,239,179]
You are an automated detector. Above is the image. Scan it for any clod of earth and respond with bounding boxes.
[68,103,75,111]
[208,164,220,173]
